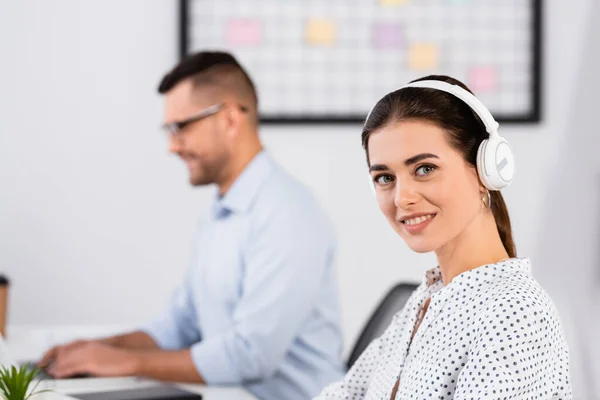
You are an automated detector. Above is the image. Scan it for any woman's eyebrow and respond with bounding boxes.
[404,153,439,166]
[369,164,389,172]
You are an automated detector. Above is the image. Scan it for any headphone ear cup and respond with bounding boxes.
[476,135,515,191]
[476,138,491,189]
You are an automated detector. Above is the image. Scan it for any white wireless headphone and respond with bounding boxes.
[366,80,515,193]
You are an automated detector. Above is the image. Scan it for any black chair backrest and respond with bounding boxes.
[346,282,419,370]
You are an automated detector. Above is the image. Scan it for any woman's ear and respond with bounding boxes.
[478,181,487,195]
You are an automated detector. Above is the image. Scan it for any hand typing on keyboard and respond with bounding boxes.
[37,341,137,379]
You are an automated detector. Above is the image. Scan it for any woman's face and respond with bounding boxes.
[368,120,485,253]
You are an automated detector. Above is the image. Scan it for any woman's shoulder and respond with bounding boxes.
[489,258,556,302]
[481,258,566,332]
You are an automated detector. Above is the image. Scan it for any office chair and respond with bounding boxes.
[346,282,419,370]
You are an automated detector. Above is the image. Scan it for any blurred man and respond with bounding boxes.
[39,51,344,400]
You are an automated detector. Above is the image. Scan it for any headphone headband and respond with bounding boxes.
[364,79,515,191]
[365,80,499,137]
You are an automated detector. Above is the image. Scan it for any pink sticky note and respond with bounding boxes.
[372,22,404,49]
[469,67,498,93]
[226,19,262,46]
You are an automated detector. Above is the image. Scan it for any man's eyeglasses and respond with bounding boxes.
[162,103,249,136]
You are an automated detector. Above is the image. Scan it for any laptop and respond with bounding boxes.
[73,386,202,400]
[1,334,201,399]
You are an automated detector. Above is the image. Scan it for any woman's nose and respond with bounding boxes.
[394,179,420,209]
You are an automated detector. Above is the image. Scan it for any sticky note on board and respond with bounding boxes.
[409,44,439,70]
[469,66,498,92]
[372,22,404,49]
[381,0,409,5]
[226,19,262,46]
[306,19,335,45]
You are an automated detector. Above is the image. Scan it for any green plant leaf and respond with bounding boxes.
[0,364,47,400]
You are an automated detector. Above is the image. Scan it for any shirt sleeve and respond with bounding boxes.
[141,267,201,350]
[313,338,382,400]
[189,203,337,384]
[453,294,573,399]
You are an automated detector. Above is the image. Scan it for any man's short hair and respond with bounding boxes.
[157,51,258,111]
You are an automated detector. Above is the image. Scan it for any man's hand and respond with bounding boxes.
[38,339,92,369]
[39,331,158,368]
[38,339,203,383]
[44,342,139,379]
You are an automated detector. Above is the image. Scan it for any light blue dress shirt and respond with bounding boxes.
[143,151,345,400]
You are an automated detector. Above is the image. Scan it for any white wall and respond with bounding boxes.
[0,0,596,370]
[534,0,600,396]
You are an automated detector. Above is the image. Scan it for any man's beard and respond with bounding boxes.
[187,154,228,187]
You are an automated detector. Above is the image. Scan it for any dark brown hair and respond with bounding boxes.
[157,51,259,123]
[158,51,256,98]
[362,75,516,258]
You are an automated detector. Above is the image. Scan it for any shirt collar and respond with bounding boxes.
[212,150,273,217]
[423,266,443,287]
[422,257,532,289]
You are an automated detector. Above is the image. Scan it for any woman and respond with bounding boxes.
[315,76,572,399]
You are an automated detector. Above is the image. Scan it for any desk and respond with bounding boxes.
[6,327,257,400]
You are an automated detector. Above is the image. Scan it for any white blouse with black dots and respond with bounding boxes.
[315,258,572,400]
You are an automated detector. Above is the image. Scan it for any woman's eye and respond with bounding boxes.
[374,174,394,185]
[415,164,436,176]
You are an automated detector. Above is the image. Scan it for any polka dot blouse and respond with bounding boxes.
[315,258,572,399]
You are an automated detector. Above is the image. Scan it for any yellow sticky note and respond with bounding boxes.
[409,44,438,70]
[381,0,408,5]
[306,19,335,46]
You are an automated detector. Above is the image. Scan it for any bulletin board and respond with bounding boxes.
[179,0,542,124]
